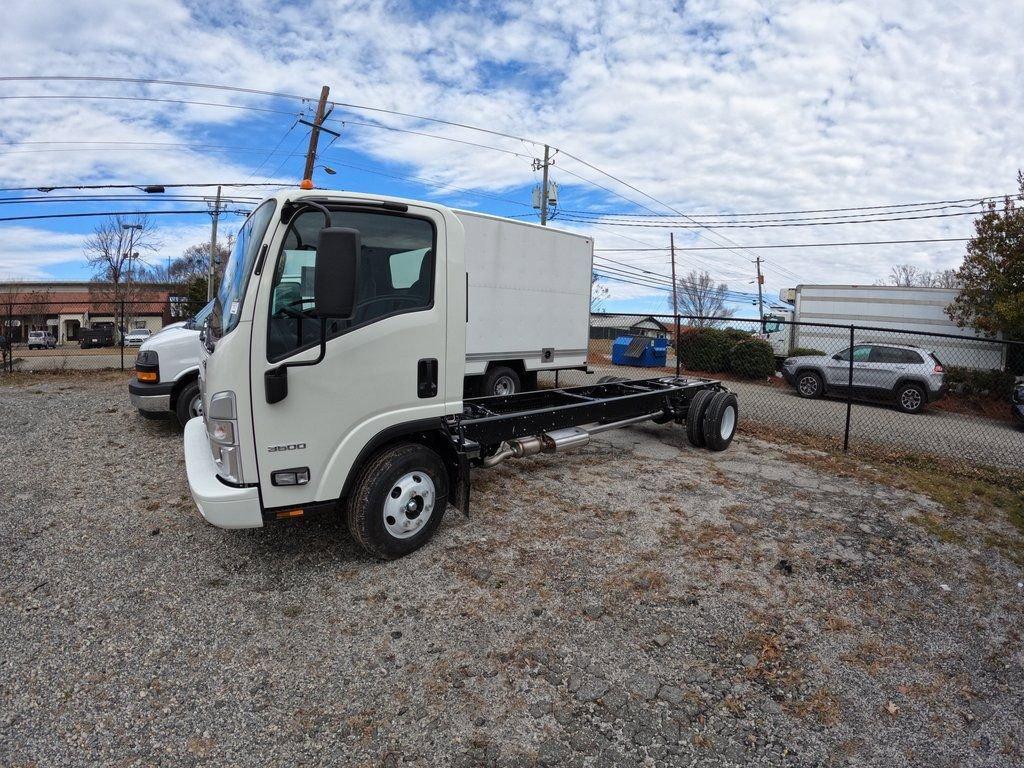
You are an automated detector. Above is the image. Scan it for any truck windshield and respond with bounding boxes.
[210,200,277,340]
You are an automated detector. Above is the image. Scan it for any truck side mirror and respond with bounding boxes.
[314,227,359,319]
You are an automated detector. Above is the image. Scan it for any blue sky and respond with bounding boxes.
[1,0,1021,316]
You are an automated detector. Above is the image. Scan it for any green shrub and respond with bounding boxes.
[723,327,752,343]
[677,327,732,372]
[728,338,776,378]
[789,346,825,357]
[944,366,1016,398]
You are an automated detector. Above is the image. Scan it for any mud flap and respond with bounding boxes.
[451,452,471,517]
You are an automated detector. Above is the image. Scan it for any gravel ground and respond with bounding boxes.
[2,374,1022,767]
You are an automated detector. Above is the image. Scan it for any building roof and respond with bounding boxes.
[0,283,171,315]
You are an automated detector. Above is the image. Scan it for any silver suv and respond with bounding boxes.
[782,343,946,414]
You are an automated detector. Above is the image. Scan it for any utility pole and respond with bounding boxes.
[532,145,556,225]
[670,232,680,376]
[206,185,222,301]
[754,255,765,323]
[301,85,331,188]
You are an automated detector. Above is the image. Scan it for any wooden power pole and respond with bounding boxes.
[301,85,331,187]
[670,232,680,376]
[206,185,222,302]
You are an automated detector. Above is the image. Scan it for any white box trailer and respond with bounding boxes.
[765,285,1005,371]
[459,210,593,394]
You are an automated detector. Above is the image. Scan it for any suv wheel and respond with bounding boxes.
[896,383,926,414]
[796,371,823,399]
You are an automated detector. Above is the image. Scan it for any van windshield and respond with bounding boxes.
[210,200,277,340]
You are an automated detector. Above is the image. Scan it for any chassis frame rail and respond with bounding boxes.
[454,376,724,446]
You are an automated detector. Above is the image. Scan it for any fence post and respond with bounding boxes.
[119,300,125,372]
[674,313,681,377]
[843,324,854,452]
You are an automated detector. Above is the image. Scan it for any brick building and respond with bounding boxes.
[0,281,177,344]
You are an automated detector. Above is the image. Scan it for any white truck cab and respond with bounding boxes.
[129,301,213,426]
[184,190,738,559]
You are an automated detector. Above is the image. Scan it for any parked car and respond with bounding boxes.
[1013,377,1024,425]
[124,328,152,347]
[79,326,115,349]
[781,343,946,414]
[128,302,213,427]
[27,330,56,350]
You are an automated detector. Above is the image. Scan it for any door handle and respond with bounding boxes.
[417,358,438,398]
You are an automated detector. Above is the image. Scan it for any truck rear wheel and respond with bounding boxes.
[345,443,448,560]
[685,389,715,448]
[175,380,203,428]
[702,391,738,451]
[482,366,520,397]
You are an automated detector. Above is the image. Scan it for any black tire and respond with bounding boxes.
[795,370,823,399]
[346,443,448,560]
[482,365,520,397]
[597,375,627,385]
[895,383,926,414]
[174,380,203,428]
[686,389,715,447]
[702,391,739,451]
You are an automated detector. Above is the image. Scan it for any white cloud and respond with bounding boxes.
[0,0,1021,295]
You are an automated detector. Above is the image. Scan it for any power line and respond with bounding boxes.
[0,182,285,192]
[0,209,249,223]
[594,237,973,251]
[556,193,1018,219]
[554,209,984,228]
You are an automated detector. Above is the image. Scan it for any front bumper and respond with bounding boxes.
[183,417,263,529]
[128,377,172,412]
[781,367,796,385]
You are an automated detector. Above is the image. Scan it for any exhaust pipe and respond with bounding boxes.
[481,412,661,467]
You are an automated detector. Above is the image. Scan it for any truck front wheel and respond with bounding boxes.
[346,443,448,560]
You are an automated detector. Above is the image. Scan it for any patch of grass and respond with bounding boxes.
[743,421,1024,563]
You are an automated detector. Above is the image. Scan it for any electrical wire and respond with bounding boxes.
[0,209,249,223]
[593,237,973,251]
[0,182,286,192]
[553,209,985,228]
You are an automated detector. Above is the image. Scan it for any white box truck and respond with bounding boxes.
[764,284,1005,371]
[183,190,738,559]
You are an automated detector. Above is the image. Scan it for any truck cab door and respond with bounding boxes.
[249,204,451,511]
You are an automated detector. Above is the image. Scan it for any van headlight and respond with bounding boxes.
[207,391,243,483]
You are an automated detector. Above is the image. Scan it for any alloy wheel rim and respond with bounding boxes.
[799,376,817,396]
[902,389,921,410]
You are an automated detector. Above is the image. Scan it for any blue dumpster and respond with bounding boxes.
[612,335,668,367]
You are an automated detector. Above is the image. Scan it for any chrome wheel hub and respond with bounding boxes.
[383,471,435,539]
[720,405,736,439]
[189,393,204,418]
[798,376,817,396]
[493,375,515,396]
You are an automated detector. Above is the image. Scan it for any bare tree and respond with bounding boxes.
[591,271,610,312]
[668,270,734,327]
[84,215,162,330]
[84,215,161,302]
[877,263,961,288]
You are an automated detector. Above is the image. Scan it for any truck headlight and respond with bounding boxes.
[207,391,243,483]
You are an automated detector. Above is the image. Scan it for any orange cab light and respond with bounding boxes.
[299,179,314,190]
[275,508,305,520]
[137,371,158,382]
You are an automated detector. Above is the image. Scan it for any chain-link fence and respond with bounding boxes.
[541,313,1024,471]
[0,299,186,374]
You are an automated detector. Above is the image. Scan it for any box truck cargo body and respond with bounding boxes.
[766,285,1005,371]
[459,210,593,392]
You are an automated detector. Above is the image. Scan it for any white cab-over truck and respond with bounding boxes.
[129,301,213,426]
[184,190,739,559]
